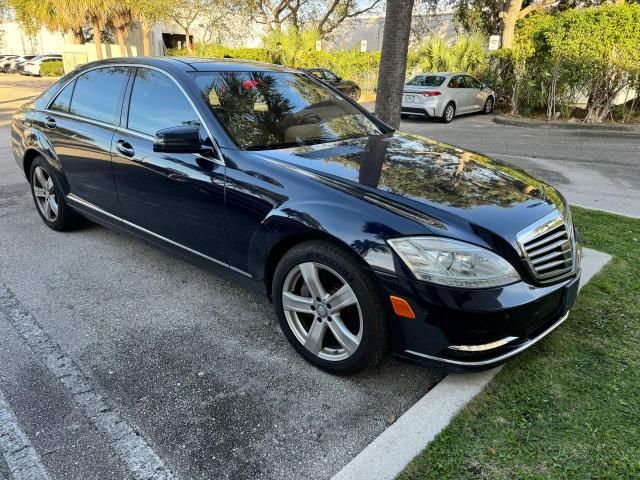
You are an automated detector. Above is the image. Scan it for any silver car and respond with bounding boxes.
[401,72,495,123]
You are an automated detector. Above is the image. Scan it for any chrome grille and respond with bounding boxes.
[517,211,575,282]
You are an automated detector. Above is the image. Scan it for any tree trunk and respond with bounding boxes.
[499,0,523,49]
[184,28,192,54]
[116,28,127,57]
[141,20,152,56]
[374,0,415,128]
[93,19,103,60]
[71,27,85,44]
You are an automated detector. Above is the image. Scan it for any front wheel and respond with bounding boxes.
[272,241,389,374]
[441,102,455,123]
[348,87,361,102]
[483,96,494,114]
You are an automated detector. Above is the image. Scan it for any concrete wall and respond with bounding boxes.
[326,13,458,51]
[0,21,65,55]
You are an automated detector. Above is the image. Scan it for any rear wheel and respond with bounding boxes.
[441,102,455,123]
[348,87,361,101]
[29,156,82,231]
[272,240,389,374]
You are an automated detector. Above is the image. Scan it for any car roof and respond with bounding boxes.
[77,56,299,73]
[412,72,465,77]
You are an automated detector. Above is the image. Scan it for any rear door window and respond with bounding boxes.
[69,67,130,125]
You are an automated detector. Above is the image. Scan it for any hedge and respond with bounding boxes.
[40,60,64,77]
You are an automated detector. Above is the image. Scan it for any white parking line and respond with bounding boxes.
[332,248,612,480]
[0,285,177,480]
[0,388,51,480]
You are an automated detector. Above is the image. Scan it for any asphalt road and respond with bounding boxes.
[396,112,640,218]
[0,76,440,479]
[1,75,638,480]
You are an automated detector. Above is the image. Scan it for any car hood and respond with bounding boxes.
[255,132,564,236]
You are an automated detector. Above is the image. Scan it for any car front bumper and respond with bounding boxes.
[375,269,581,372]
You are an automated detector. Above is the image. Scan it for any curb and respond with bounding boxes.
[331,247,612,480]
[493,115,640,136]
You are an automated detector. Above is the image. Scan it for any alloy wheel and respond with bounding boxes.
[32,166,58,222]
[445,105,454,121]
[485,98,494,113]
[282,262,363,362]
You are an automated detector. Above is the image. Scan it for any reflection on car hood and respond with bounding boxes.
[256,133,563,233]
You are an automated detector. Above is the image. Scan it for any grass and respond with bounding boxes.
[398,207,640,480]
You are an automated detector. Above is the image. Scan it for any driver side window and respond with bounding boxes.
[323,70,338,82]
[127,68,201,136]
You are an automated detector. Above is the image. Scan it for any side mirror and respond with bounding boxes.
[153,125,206,154]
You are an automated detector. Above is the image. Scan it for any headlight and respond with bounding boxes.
[387,237,520,288]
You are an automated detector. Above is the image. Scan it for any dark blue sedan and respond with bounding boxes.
[11,58,581,374]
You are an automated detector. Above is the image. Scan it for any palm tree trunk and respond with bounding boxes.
[141,19,152,56]
[374,0,415,128]
[72,27,85,44]
[93,19,104,60]
[116,27,127,57]
[184,28,192,54]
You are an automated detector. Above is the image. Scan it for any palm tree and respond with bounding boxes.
[374,0,416,129]
[110,5,133,57]
[77,0,113,60]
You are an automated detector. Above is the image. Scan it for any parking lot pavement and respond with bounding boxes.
[397,113,640,218]
[0,76,635,479]
[0,126,441,479]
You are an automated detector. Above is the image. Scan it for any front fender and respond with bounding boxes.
[246,198,426,287]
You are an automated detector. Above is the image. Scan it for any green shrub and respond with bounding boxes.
[168,38,381,96]
[39,60,64,77]
[510,4,640,121]
[410,32,488,77]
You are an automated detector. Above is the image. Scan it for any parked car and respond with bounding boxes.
[301,68,361,101]
[0,55,20,72]
[402,72,495,123]
[22,55,63,76]
[11,58,581,374]
[5,55,37,73]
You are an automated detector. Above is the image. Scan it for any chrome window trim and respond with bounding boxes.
[43,63,224,165]
[406,311,570,367]
[66,193,251,278]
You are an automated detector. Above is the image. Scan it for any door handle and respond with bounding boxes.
[115,140,135,157]
[44,116,56,129]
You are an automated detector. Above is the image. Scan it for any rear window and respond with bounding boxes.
[406,75,446,87]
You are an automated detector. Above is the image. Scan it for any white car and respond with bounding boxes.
[401,72,495,123]
[22,55,62,76]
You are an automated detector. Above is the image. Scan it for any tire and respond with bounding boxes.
[29,156,82,231]
[441,102,455,123]
[483,96,494,114]
[272,240,389,374]
[349,87,361,102]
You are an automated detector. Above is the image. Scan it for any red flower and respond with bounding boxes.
[242,79,259,90]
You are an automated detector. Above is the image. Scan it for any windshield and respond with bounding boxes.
[193,71,382,150]
[406,75,446,87]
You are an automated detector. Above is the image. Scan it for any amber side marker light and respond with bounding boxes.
[390,296,416,319]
